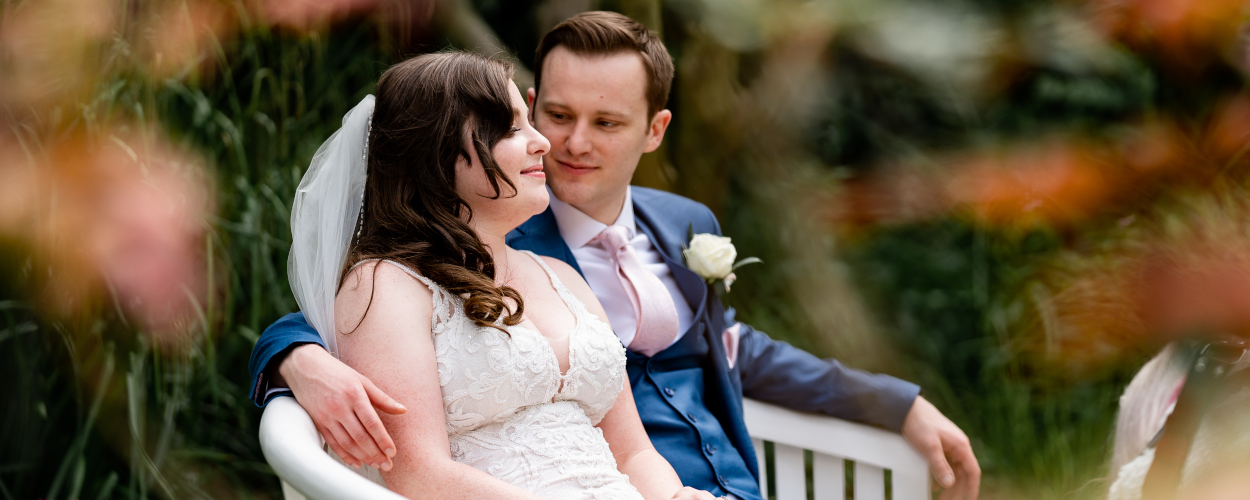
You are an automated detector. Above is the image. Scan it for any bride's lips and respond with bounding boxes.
[520,164,545,179]
[555,159,597,176]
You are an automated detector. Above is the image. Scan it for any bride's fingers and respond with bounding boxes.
[669,487,717,500]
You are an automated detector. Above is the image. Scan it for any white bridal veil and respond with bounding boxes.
[288,95,375,357]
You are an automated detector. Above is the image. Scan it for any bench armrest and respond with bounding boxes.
[259,397,406,500]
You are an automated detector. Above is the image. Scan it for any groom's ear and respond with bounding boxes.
[526,88,537,124]
[643,109,672,153]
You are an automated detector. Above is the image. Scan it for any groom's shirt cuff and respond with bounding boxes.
[263,387,294,403]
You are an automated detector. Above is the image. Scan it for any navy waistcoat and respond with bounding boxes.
[628,319,763,500]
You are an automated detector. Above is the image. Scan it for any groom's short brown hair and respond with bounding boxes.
[533,11,674,118]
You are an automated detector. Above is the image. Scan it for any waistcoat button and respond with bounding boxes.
[688,412,698,422]
[664,387,675,397]
[704,443,716,455]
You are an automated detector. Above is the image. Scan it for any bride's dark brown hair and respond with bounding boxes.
[343,52,524,331]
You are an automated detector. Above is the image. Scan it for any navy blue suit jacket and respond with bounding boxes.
[248,186,920,482]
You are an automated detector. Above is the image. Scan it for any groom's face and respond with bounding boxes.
[529,46,670,221]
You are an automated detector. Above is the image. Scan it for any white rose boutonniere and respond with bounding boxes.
[683,231,761,293]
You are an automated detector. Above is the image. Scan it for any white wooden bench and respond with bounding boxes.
[743,398,929,500]
[260,396,929,499]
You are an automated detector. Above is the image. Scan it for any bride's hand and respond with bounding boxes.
[277,343,408,471]
[668,486,718,500]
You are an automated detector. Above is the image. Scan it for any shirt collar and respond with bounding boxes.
[548,186,636,249]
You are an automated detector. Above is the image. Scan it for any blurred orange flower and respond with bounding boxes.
[0,130,211,341]
[1036,190,1250,368]
[139,0,236,79]
[1138,247,1250,339]
[1089,0,1247,70]
[0,0,116,108]
[258,0,420,31]
[837,139,1140,230]
[832,119,1211,232]
[945,142,1113,226]
[1207,95,1250,160]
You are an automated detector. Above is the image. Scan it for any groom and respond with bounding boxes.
[249,11,980,500]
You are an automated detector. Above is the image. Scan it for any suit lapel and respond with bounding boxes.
[506,207,584,277]
[633,190,756,477]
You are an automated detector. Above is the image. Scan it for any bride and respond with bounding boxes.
[288,52,714,499]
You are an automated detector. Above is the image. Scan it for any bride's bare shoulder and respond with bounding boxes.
[335,260,435,336]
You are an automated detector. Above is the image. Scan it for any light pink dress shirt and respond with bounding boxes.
[547,187,695,348]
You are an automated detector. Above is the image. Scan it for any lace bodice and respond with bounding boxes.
[381,252,642,499]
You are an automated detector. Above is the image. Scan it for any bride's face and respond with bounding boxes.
[455,82,551,231]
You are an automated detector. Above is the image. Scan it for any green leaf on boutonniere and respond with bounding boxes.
[731,257,762,271]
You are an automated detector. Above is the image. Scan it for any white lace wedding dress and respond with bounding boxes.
[381,251,644,500]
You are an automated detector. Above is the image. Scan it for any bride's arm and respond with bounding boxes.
[599,379,690,499]
[335,262,544,500]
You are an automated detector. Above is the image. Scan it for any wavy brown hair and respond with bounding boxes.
[343,52,524,331]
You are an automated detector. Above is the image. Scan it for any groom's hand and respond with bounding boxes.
[901,396,980,500]
[278,344,407,471]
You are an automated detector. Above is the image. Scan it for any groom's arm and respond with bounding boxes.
[248,312,323,406]
[731,315,919,431]
[731,311,980,498]
[248,312,407,471]
[683,195,978,497]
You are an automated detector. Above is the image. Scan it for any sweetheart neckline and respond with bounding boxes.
[507,250,586,392]
[509,323,576,385]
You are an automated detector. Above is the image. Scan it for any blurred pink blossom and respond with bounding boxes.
[1,132,211,341]
[259,0,434,32]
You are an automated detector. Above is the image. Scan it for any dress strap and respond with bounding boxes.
[349,258,455,334]
[518,251,588,323]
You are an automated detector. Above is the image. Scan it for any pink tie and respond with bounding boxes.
[596,225,679,356]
